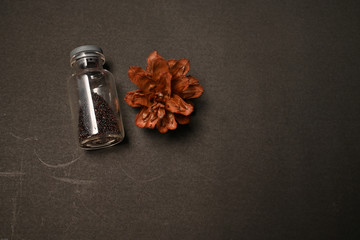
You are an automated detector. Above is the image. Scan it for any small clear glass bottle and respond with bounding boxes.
[68,45,125,150]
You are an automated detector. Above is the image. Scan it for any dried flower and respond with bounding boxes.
[124,51,204,133]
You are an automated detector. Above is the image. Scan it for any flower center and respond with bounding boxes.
[154,92,166,103]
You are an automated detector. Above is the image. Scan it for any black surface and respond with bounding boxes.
[1,1,360,239]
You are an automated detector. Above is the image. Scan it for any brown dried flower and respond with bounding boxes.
[124,51,204,133]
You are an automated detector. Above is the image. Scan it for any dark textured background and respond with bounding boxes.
[1,0,360,239]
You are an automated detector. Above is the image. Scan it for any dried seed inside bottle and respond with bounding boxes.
[78,92,122,148]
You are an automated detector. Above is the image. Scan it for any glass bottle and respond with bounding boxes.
[68,45,125,150]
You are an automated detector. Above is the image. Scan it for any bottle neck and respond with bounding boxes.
[71,56,104,73]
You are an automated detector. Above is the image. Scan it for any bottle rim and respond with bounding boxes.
[69,45,105,65]
[70,51,105,66]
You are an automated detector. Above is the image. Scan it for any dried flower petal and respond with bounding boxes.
[169,59,190,79]
[157,106,165,119]
[178,76,204,99]
[135,107,159,129]
[174,114,191,125]
[146,51,169,82]
[146,51,160,72]
[188,75,199,85]
[167,59,177,69]
[171,76,189,94]
[155,72,172,96]
[124,90,151,107]
[165,94,194,116]
[128,67,156,93]
[128,66,145,82]
[156,112,177,133]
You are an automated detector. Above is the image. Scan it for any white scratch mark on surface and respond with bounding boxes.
[9,132,38,141]
[119,163,166,183]
[11,198,17,240]
[0,172,25,177]
[10,122,32,239]
[52,176,95,185]
[76,196,111,225]
[119,163,137,181]
[189,168,221,185]
[63,217,74,235]
[191,169,215,181]
[40,124,72,130]
[140,174,165,183]
[34,149,81,168]
[79,197,101,219]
